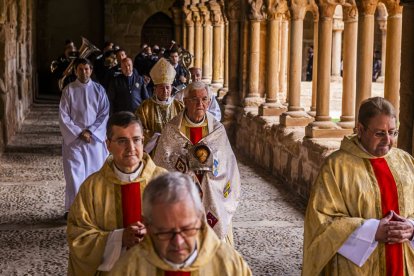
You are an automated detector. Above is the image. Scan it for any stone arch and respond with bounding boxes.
[141,12,174,48]
[122,0,173,55]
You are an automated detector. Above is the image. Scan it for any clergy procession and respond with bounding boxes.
[4,0,414,274]
[56,34,414,275]
[59,49,251,275]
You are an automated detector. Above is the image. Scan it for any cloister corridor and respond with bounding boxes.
[0,81,385,275]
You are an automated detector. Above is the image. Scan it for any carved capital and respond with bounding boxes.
[289,0,308,20]
[192,10,202,25]
[247,0,266,20]
[208,1,224,25]
[184,8,194,26]
[343,5,358,21]
[200,6,211,25]
[355,0,379,15]
[210,10,223,25]
[381,0,403,15]
[266,0,288,20]
[170,6,183,25]
[226,0,242,21]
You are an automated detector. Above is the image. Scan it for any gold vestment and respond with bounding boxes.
[108,221,252,276]
[303,135,414,275]
[67,153,166,276]
[135,97,184,143]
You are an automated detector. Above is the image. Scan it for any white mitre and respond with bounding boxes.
[150,58,176,85]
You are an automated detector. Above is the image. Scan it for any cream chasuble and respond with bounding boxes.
[153,112,240,245]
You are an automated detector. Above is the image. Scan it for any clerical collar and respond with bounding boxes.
[161,244,198,270]
[112,162,143,182]
[154,95,173,106]
[184,113,206,127]
[356,138,384,157]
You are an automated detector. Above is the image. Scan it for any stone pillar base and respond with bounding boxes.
[330,75,343,82]
[243,96,264,107]
[307,110,316,117]
[259,102,287,116]
[305,121,354,138]
[376,76,385,83]
[280,111,314,127]
[336,121,355,130]
[202,78,212,84]
[217,87,228,99]
[210,85,221,97]
[211,82,223,89]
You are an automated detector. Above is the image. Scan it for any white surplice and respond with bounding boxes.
[59,79,109,211]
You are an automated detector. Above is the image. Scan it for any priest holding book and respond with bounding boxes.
[66,111,166,276]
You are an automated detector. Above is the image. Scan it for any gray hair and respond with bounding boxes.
[183,81,212,99]
[358,97,396,127]
[142,172,204,223]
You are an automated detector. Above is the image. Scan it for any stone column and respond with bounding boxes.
[243,0,265,107]
[355,0,378,122]
[240,19,249,101]
[376,17,387,82]
[398,0,414,155]
[222,0,242,131]
[331,8,344,82]
[337,6,358,130]
[280,4,313,126]
[218,21,230,98]
[170,7,183,45]
[201,7,212,83]
[278,16,289,99]
[245,20,261,102]
[211,10,223,88]
[305,3,352,138]
[309,16,319,116]
[384,5,403,118]
[193,10,203,68]
[259,0,287,116]
[182,14,187,50]
[185,10,195,67]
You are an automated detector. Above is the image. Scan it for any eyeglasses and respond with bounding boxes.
[186,97,210,105]
[153,227,202,241]
[111,137,143,147]
[365,127,399,138]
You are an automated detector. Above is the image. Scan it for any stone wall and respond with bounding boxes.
[234,109,341,200]
[105,0,175,57]
[0,0,34,152]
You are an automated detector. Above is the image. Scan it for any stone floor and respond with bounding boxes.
[0,103,306,275]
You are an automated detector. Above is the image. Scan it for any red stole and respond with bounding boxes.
[370,158,403,276]
[190,127,203,184]
[189,127,203,144]
[120,182,142,227]
[164,271,191,276]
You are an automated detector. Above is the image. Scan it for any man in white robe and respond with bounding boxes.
[59,58,109,216]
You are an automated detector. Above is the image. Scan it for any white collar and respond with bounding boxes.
[153,96,173,106]
[162,244,198,270]
[184,112,206,127]
[112,162,143,182]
